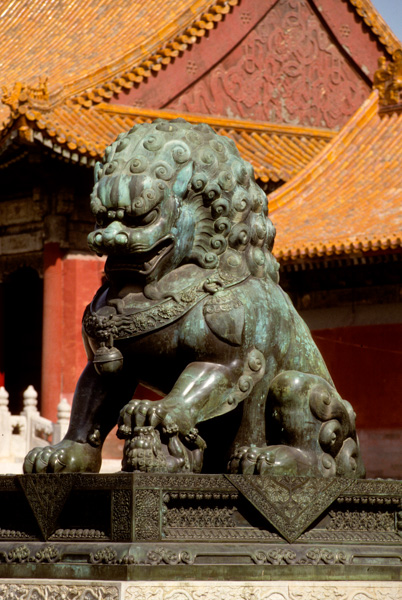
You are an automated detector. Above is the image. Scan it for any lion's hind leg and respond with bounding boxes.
[228,371,365,478]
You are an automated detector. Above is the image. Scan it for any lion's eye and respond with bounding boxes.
[124,209,159,228]
[138,209,158,226]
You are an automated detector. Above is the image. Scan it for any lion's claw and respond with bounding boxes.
[23,440,101,474]
[118,399,169,437]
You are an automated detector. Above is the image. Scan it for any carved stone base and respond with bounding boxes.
[0,474,400,581]
[0,580,400,599]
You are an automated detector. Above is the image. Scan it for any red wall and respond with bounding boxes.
[312,324,402,429]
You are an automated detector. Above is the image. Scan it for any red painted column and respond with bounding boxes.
[61,254,105,404]
[41,242,63,421]
[0,283,4,387]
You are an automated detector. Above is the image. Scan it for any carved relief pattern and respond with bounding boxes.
[0,544,61,564]
[0,582,399,600]
[228,475,351,542]
[164,526,280,540]
[0,583,119,600]
[124,583,402,600]
[166,505,236,528]
[145,547,195,565]
[125,585,290,600]
[83,281,208,342]
[345,480,402,496]
[251,547,352,565]
[168,0,369,128]
[327,509,395,531]
[18,475,73,540]
[299,529,400,543]
[0,529,34,539]
[288,587,401,600]
[50,528,107,540]
[133,473,234,491]
[134,488,160,541]
[112,489,132,542]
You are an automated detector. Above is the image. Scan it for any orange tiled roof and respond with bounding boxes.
[2,100,334,183]
[269,91,402,260]
[0,0,238,113]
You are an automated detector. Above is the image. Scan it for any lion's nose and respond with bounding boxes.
[102,224,119,247]
[88,219,133,254]
[89,221,128,250]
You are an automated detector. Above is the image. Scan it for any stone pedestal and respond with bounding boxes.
[0,474,400,591]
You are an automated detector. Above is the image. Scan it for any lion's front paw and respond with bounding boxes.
[117,399,173,437]
[23,440,102,474]
[117,399,205,473]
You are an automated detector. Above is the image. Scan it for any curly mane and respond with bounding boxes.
[92,118,279,281]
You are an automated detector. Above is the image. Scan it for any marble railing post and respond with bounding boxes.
[0,386,11,458]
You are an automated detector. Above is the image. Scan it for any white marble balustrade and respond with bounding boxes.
[0,385,71,473]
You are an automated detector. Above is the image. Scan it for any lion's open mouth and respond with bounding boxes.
[105,236,174,276]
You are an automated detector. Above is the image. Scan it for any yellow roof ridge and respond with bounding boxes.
[348,0,401,56]
[268,91,380,212]
[96,103,336,139]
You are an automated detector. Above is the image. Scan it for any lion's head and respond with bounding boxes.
[88,119,279,283]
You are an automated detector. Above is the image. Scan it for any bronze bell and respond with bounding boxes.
[93,340,123,375]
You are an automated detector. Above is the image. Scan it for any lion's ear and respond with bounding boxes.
[173,161,193,198]
[94,161,102,183]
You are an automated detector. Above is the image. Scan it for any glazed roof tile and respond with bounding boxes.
[269,92,402,260]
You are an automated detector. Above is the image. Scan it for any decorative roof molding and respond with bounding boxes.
[0,0,399,121]
[373,51,402,108]
[1,78,49,119]
[348,0,401,57]
[97,104,335,139]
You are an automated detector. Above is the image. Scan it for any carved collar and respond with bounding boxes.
[83,272,249,342]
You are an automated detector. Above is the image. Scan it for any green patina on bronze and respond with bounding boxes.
[24,119,365,478]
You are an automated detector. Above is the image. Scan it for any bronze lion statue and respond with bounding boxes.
[24,119,365,478]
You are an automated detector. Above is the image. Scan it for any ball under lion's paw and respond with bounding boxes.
[23,440,102,474]
[122,426,168,472]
